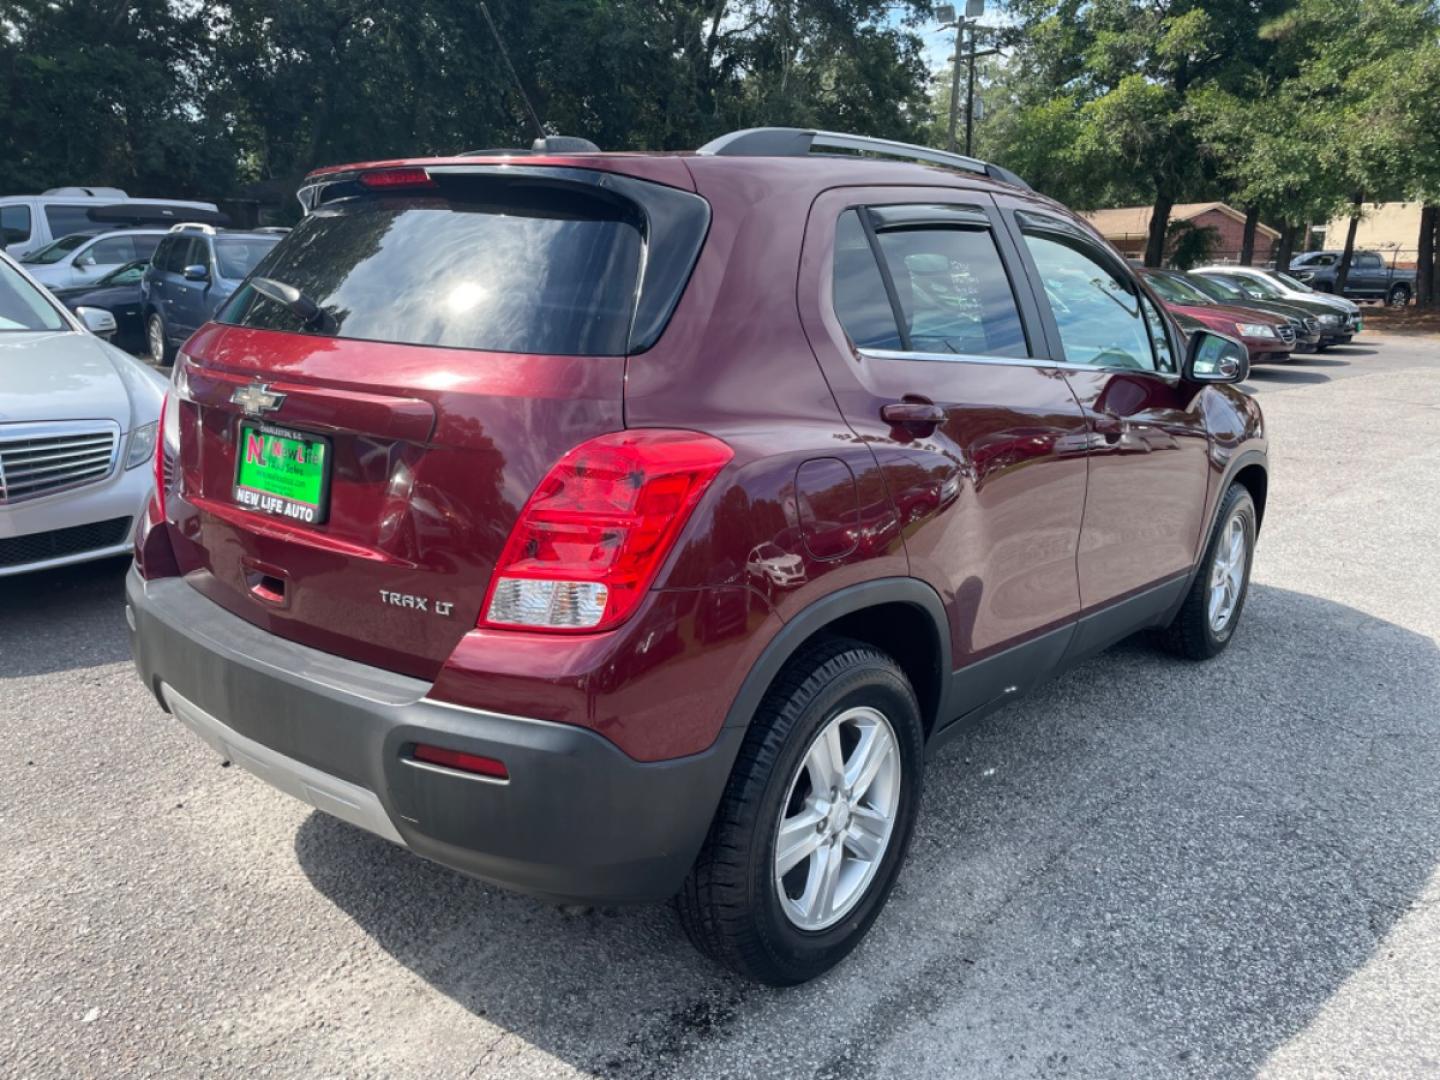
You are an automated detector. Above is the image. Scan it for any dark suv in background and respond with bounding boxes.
[128,129,1267,985]
[142,224,284,363]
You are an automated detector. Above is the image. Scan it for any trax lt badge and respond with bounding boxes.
[379,590,454,617]
[231,383,286,417]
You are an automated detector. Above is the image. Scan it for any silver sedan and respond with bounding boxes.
[0,250,166,576]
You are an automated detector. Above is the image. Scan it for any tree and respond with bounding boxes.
[999,0,1292,265]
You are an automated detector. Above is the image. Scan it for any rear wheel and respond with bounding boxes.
[1161,483,1256,660]
[146,312,174,366]
[1388,282,1412,307]
[677,638,923,985]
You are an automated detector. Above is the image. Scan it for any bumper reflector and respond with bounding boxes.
[412,744,509,780]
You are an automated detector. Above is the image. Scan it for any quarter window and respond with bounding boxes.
[833,211,904,350]
[1022,233,1156,370]
[1137,292,1176,373]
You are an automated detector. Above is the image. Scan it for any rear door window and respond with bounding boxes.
[832,205,1029,358]
[86,236,139,265]
[162,238,194,273]
[221,182,645,355]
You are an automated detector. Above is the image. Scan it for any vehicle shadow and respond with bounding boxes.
[0,556,134,677]
[1289,355,1350,367]
[294,583,1440,1078]
[1248,367,1331,385]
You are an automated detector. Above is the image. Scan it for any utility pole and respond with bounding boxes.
[938,2,996,157]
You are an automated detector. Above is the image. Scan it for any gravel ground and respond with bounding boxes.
[3,334,1439,1079]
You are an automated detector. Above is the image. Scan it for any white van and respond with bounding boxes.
[0,188,221,259]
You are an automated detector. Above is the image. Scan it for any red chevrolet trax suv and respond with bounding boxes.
[128,128,1267,986]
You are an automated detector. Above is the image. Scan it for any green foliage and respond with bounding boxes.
[0,1,940,200]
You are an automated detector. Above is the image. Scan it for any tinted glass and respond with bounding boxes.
[132,234,161,259]
[221,185,644,355]
[162,238,194,273]
[44,204,95,240]
[214,236,279,279]
[1024,233,1154,370]
[832,210,903,350]
[876,223,1027,357]
[0,205,30,244]
[1225,273,1279,299]
[1137,292,1175,372]
[1272,271,1314,293]
[0,260,66,331]
[1356,253,1382,269]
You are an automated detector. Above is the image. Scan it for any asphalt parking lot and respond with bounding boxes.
[4,334,1439,1079]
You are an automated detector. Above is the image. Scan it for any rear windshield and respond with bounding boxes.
[219,183,644,355]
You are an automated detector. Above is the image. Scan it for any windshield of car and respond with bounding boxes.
[1224,273,1282,300]
[1270,271,1315,293]
[99,260,146,286]
[1146,273,1211,305]
[1184,273,1239,302]
[0,260,68,331]
[21,234,91,265]
[214,236,280,280]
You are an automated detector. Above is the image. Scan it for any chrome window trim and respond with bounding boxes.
[858,347,1182,381]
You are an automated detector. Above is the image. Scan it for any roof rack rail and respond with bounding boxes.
[696,127,1030,190]
[168,222,217,235]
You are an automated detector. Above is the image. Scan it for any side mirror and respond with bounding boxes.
[1184,330,1249,384]
[75,253,96,268]
[183,263,210,282]
[75,305,118,339]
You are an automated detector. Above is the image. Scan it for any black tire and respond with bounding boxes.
[1388,282,1411,308]
[146,311,174,366]
[677,637,924,986]
[1161,483,1257,660]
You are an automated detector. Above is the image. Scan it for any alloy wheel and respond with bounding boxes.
[774,705,901,931]
[1208,514,1247,632]
[148,317,164,362]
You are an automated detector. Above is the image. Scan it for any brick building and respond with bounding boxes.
[1081,203,1280,262]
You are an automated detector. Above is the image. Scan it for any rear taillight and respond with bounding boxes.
[480,430,734,633]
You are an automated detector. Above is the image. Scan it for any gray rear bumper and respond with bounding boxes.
[126,567,740,903]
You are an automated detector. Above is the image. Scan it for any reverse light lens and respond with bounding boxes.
[357,167,436,189]
[412,744,509,780]
[481,430,734,633]
[126,421,158,469]
[1236,322,1277,339]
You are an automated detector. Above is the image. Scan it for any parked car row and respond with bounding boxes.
[1135,264,1362,364]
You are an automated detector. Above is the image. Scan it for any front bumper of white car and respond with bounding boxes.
[0,453,152,576]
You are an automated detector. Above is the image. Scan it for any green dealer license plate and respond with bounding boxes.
[233,422,331,525]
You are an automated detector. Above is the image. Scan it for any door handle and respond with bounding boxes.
[881,399,946,436]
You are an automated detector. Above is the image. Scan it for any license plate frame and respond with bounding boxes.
[232,421,332,526]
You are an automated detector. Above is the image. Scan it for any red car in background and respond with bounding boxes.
[1141,268,1295,364]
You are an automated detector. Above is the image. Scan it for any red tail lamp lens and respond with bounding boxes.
[357,168,437,189]
[412,744,509,780]
[481,430,734,633]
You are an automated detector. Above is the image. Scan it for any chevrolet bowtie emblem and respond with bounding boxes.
[230,383,286,417]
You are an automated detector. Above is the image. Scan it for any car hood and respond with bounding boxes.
[1164,302,1284,327]
[0,330,156,430]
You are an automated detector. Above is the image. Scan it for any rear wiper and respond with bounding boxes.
[251,276,333,331]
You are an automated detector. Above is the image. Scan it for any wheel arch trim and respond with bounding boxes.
[720,577,953,740]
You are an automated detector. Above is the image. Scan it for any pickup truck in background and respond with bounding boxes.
[1289,250,1415,305]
